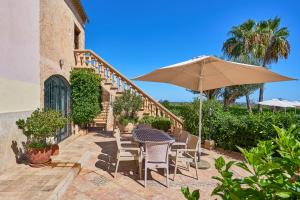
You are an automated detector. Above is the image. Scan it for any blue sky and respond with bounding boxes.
[82,0,300,102]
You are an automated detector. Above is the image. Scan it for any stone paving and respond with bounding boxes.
[61,130,249,200]
[0,134,93,200]
[0,129,249,200]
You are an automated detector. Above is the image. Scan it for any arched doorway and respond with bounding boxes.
[44,75,71,142]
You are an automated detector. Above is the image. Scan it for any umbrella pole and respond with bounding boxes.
[191,79,211,170]
[198,80,203,161]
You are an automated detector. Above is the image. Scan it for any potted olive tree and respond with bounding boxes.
[16,109,67,166]
[113,90,143,133]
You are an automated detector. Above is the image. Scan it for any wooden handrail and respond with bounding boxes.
[74,49,183,128]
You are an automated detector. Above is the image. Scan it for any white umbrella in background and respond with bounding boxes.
[291,101,300,107]
[133,56,296,161]
[258,99,295,113]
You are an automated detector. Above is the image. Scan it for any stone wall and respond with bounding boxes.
[0,111,32,172]
[0,0,40,172]
[0,0,40,112]
[40,0,85,107]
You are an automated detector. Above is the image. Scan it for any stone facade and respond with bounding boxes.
[40,0,85,107]
[0,0,87,172]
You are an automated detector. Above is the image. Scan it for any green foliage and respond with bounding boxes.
[113,90,143,125]
[16,109,67,148]
[181,187,200,200]
[151,117,172,132]
[212,125,300,199]
[139,116,172,132]
[163,100,300,150]
[139,116,157,125]
[70,69,101,127]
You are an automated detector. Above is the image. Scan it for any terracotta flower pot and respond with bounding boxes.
[51,144,59,156]
[27,147,52,165]
[118,122,135,133]
[204,140,215,150]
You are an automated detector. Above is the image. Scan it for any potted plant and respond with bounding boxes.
[113,90,143,133]
[204,107,215,150]
[16,109,67,166]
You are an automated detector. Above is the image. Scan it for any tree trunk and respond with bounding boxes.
[258,60,267,113]
[258,84,264,112]
[246,95,252,113]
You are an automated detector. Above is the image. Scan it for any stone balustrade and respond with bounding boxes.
[74,49,183,129]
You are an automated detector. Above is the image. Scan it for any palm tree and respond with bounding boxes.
[223,17,290,112]
[255,17,290,112]
[223,20,260,111]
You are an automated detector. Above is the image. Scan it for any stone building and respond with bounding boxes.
[0,0,182,172]
[0,0,87,171]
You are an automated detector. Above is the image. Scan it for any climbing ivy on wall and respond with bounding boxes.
[70,69,101,127]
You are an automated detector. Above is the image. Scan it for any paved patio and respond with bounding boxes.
[0,129,248,200]
[61,130,248,200]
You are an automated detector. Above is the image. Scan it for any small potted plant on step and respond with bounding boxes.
[113,90,143,133]
[204,107,215,150]
[16,109,67,166]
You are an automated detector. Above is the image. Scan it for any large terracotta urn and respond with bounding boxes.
[118,122,135,133]
[27,147,52,165]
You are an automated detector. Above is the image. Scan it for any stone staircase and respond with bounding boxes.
[74,49,183,131]
[90,101,109,130]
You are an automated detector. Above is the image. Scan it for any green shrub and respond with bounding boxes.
[151,117,172,132]
[113,90,143,126]
[70,69,101,127]
[138,116,156,125]
[181,187,200,200]
[212,125,300,199]
[139,116,172,131]
[16,109,67,148]
[164,99,300,151]
[182,125,300,200]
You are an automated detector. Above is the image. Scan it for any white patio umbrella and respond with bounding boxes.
[258,99,294,108]
[133,56,295,159]
[258,99,295,113]
[291,101,300,107]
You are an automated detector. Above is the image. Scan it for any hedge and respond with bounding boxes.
[139,116,172,132]
[163,99,300,151]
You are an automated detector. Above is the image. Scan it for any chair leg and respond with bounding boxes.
[173,160,178,181]
[194,160,199,180]
[114,159,120,178]
[186,162,190,171]
[144,166,147,187]
[166,167,169,188]
[139,160,142,180]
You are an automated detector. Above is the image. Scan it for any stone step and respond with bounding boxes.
[104,81,112,85]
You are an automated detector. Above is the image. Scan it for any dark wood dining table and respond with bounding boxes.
[132,128,175,144]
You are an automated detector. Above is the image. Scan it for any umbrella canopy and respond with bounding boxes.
[133,56,296,158]
[291,101,300,107]
[258,99,295,108]
[134,56,295,91]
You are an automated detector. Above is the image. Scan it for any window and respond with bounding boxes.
[74,25,80,49]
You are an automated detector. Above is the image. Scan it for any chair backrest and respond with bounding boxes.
[187,134,199,151]
[179,130,189,143]
[173,128,182,141]
[114,128,122,150]
[145,142,169,163]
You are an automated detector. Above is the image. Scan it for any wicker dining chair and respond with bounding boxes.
[170,134,199,180]
[114,128,141,178]
[172,130,189,149]
[143,141,170,187]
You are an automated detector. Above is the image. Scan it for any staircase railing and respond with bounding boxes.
[74,49,183,129]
